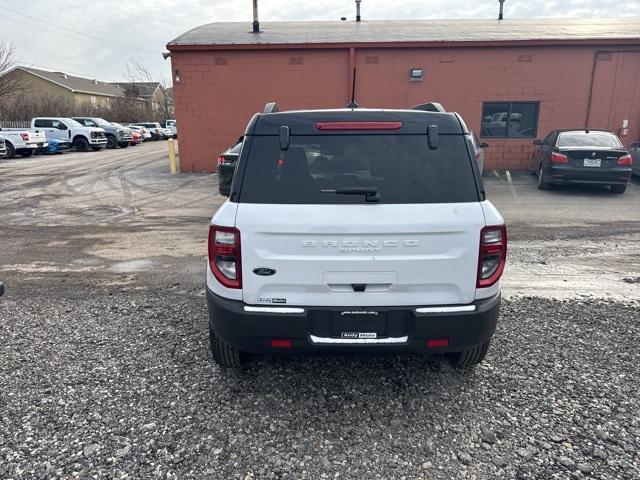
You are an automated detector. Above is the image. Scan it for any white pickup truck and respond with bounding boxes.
[0,135,7,157]
[0,126,48,158]
[32,117,107,152]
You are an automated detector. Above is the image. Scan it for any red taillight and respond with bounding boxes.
[270,339,292,349]
[551,152,569,164]
[208,225,241,289]
[216,156,225,166]
[315,121,402,131]
[617,154,632,166]
[477,225,507,288]
[427,339,449,348]
[20,133,29,141]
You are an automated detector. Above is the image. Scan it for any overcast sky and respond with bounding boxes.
[1,0,639,83]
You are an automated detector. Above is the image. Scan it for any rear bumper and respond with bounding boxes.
[548,165,631,185]
[207,289,500,354]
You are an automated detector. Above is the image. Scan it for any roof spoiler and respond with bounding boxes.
[412,102,446,113]
[263,102,279,113]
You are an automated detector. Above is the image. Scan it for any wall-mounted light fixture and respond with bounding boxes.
[174,69,181,84]
[410,68,423,81]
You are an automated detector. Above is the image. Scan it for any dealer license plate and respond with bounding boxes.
[583,158,601,167]
[333,310,386,339]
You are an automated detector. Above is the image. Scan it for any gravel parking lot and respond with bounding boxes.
[1,145,639,479]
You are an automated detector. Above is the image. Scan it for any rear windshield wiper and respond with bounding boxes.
[319,187,380,202]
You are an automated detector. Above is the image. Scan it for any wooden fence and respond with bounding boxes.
[0,120,31,129]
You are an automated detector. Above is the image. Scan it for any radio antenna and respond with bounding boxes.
[346,67,359,108]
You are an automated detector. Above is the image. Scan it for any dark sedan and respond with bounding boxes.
[531,129,632,193]
[217,137,243,196]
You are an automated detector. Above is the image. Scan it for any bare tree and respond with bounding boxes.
[124,58,174,122]
[0,39,25,100]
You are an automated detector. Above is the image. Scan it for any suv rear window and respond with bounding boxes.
[558,131,622,148]
[238,135,478,204]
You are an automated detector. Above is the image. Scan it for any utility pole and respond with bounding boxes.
[498,0,505,20]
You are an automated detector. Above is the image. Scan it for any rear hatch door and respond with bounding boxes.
[235,125,483,307]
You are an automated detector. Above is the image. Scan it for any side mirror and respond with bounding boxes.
[59,124,68,131]
[480,142,489,148]
[532,139,542,145]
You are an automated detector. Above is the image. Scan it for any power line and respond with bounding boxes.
[0,5,161,56]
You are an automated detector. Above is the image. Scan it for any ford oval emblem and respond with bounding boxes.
[253,267,276,276]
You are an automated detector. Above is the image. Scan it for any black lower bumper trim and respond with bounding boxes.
[207,290,500,354]
[549,165,631,185]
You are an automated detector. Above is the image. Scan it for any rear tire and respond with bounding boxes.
[537,165,551,190]
[209,325,245,368]
[448,341,490,368]
[611,184,627,194]
[74,137,90,152]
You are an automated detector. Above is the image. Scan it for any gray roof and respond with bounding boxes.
[110,82,160,98]
[168,17,640,48]
[18,67,125,97]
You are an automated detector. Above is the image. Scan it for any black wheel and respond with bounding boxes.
[209,325,245,368]
[118,142,129,148]
[537,165,551,190]
[74,137,90,152]
[611,184,627,194]
[4,142,16,159]
[448,341,490,368]
[106,135,117,149]
[20,149,33,157]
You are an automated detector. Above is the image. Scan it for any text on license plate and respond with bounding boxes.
[583,158,601,167]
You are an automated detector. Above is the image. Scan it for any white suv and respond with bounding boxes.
[206,104,506,369]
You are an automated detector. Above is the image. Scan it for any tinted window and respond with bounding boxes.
[34,119,51,128]
[481,102,539,138]
[239,135,478,204]
[557,132,622,148]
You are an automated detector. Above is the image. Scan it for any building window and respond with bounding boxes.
[90,96,97,107]
[481,102,539,138]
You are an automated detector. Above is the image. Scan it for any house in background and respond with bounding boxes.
[111,81,174,119]
[2,66,128,108]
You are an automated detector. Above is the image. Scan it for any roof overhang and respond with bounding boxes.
[167,37,640,52]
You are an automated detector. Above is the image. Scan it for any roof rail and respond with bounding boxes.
[412,102,446,113]
[263,102,279,113]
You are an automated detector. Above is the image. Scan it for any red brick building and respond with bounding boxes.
[167,18,640,172]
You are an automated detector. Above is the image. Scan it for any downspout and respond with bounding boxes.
[349,47,355,102]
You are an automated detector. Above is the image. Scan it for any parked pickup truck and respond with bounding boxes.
[32,117,107,151]
[0,125,48,158]
[73,117,132,149]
